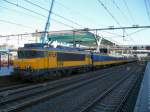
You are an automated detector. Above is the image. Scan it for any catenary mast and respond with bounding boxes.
[40,0,55,43]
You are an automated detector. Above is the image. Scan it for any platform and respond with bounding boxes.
[0,66,13,76]
[134,62,150,112]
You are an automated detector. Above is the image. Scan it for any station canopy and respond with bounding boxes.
[47,30,115,48]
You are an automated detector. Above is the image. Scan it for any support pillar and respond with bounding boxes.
[0,53,2,70]
[7,53,9,69]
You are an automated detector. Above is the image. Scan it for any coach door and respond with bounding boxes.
[57,52,64,68]
[48,52,57,68]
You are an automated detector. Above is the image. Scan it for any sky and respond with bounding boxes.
[0,0,150,46]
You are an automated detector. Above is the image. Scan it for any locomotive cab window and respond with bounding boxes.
[18,50,47,59]
[57,52,85,61]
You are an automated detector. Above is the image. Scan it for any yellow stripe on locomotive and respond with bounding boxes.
[13,49,92,70]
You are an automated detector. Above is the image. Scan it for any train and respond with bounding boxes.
[12,43,137,81]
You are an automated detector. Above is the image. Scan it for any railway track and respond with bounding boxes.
[0,63,125,93]
[0,62,144,112]
[0,78,19,89]
[0,83,30,93]
[22,63,142,112]
[0,63,128,112]
[74,66,143,112]
[0,63,125,96]
[0,76,35,93]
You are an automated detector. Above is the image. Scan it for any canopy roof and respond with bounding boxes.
[48,31,97,47]
[47,30,115,47]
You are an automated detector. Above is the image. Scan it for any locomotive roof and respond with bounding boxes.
[18,45,125,58]
[18,44,91,54]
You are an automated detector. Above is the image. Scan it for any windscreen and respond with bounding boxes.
[18,50,46,59]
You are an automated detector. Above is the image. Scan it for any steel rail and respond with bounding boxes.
[73,65,139,112]
[0,64,130,112]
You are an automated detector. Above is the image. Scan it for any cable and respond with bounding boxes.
[23,0,84,27]
[0,19,34,29]
[2,0,75,29]
[101,30,122,37]
[51,19,75,28]
[56,1,102,28]
[97,0,121,26]
[97,0,132,42]
[147,0,150,8]
[126,28,148,37]
[103,36,123,45]
[111,0,131,24]
[0,5,74,29]
[122,0,135,24]
[0,5,42,21]
[49,0,106,28]
[2,0,46,17]
[1,26,149,39]
[0,32,40,38]
[52,0,97,24]
[144,0,150,23]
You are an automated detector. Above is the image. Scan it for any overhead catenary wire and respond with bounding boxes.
[97,0,121,26]
[111,0,134,43]
[0,5,56,32]
[60,0,109,29]
[23,0,84,28]
[2,0,75,29]
[126,28,148,37]
[0,0,149,44]
[111,0,131,24]
[55,1,107,29]
[103,36,123,45]
[1,25,150,38]
[122,0,135,24]
[0,5,42,35]
[0,5,44,22]
[0,32,42,38]
[147,0,150,8]
[101,30,122,37]
[144,0,150,23]
[0,19,34,29]
[48,0,98,26]
[1,5,74,29]
[97,0,134,43]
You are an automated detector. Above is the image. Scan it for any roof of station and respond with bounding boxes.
[47,30,97,47]
[47,30,116,47]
